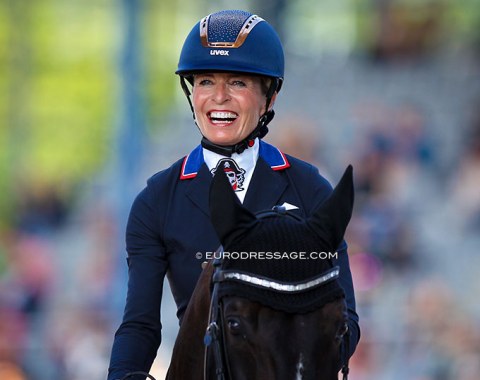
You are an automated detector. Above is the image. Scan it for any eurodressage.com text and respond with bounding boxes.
[201,251,339,260]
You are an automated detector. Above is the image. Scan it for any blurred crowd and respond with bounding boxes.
[1,2,480,379]
[270,94,480,379]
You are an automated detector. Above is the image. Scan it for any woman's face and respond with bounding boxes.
[192,72,274,146]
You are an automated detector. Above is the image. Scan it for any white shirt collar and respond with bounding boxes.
[203,139,259,203]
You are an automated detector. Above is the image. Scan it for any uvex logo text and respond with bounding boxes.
[210,49,230,56]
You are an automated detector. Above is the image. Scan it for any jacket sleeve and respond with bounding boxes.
[108,181,167,380]
[334,240,360,357]
[294,161,360,357]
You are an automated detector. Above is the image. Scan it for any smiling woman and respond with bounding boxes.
[192,73,272,146]
[108,9,360,380]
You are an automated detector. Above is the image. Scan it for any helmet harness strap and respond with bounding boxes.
[180,76,279,157]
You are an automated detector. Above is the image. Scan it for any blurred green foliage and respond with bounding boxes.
[0,0,189,228]
[1,1,117,227]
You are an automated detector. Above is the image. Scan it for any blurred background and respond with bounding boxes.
[1,0,480,379]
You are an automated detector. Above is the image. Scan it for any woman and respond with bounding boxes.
[108,10,359,380]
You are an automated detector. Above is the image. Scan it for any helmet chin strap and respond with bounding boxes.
[201,110,274,157]
[180,76,278,157]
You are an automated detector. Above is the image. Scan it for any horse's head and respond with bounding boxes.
[206,166,354,380]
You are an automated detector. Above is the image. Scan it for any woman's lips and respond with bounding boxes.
[208,111,238,125]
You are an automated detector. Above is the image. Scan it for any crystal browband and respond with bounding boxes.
[213,266,340,293]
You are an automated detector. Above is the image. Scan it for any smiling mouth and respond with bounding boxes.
[209,111,238,124]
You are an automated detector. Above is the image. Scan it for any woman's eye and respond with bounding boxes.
[197,79,212,86]
[231,80,246,87]
[194,77,213,86]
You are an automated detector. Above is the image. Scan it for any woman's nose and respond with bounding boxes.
[212,83,230,103]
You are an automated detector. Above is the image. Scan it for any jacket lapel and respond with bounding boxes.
[185,156,290,216]
[185,163,212,216]
[243,157,289,212]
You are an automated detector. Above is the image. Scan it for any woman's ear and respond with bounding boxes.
[267,92,277,112]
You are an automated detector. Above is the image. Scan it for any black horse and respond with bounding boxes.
[164,165,354,380]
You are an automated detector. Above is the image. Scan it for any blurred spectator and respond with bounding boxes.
[14,182,71,235]
[269,115,332,176]
[0,361,26,380]
[77,202,116,309]
[0,307,27,374]
[402,277,480,380]
[368,1,444,63]
[0,230,56,379]
[344,100,434,273]
[47,308,111,380]
[0,233,54,316]
[448,101,480,233]
[390,103,436,167]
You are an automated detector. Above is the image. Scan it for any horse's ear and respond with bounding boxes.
[308,165,354,251]
[209,169,258,247]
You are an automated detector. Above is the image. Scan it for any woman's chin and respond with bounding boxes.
[205,136,239,146]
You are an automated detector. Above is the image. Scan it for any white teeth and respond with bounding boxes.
[210,111,237,120]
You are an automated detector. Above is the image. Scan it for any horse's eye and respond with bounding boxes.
[226,318,241,334]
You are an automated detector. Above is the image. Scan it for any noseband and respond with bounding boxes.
[203,256,351,380]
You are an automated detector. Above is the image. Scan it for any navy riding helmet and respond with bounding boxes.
[176,9,284,90]
[176,10,285,156]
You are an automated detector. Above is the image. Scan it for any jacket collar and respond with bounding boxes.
[184,141,291,216]
[180,140,290,180]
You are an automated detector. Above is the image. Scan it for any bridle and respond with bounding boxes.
[340,323,350,380]
[203,254,351,380]
[203,257,232,380]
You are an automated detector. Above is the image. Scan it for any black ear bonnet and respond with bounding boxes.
[209,166,354,313]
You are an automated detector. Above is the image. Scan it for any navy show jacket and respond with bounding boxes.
[108,141,360,379]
